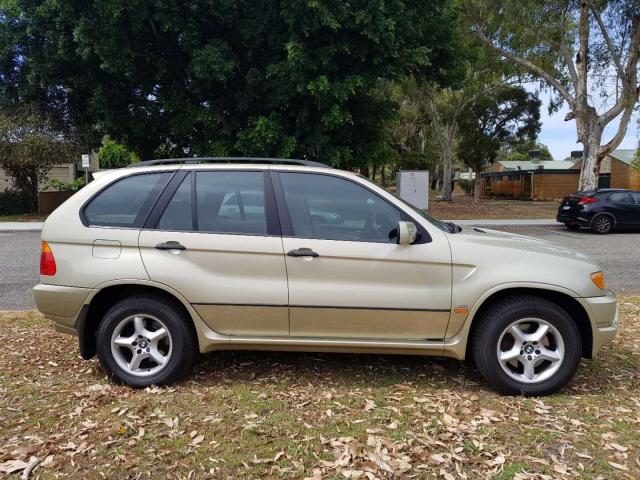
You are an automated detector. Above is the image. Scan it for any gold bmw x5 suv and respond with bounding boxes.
[33,158,618,395]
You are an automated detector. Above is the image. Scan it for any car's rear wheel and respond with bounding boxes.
[96,295,196,388]
[591,214,613,234]
[472,296,581,396]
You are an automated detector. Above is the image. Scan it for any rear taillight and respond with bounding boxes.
[40,241,57,276]
[578,197,598,205]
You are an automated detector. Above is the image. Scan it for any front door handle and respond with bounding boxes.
[155,241,186,251]
[287,248,319,258]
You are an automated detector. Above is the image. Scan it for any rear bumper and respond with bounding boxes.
[32,284,91,335]
[579,290,618,357]
[556,213,591,226]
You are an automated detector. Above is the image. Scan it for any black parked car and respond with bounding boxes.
[557,188,640,234]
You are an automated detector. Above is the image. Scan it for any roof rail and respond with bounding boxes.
[127,157,331,168]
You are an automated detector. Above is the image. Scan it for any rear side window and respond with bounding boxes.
[156,171,267,235]
[630,192,640,204]
[609,192,631,203]
[84,172,171,227]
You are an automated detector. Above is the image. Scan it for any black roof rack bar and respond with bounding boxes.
[128,157,331,168]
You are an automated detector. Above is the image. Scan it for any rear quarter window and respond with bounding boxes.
[83,172,172,227]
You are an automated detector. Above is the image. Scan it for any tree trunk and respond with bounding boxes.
[380,164,386,187]
[442,141,453,201]
[441,126,455,201]
[576,113,603,191]
[473,165,483,202]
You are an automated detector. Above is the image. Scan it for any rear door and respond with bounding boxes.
[274,171,452,340]
[138,168,289,336]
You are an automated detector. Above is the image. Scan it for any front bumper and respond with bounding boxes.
[580,290,618,357]
[33,284,91,335]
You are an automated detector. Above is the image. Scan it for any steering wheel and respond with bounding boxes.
[360,212,394,241]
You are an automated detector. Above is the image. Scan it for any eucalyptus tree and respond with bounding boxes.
[467,0,640,190]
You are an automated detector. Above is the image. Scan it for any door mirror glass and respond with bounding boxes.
[397,221,417,245]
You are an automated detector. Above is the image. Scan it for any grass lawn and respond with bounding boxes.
[1,298,638,479]
[0,214,46,222]
[428,196,560,220]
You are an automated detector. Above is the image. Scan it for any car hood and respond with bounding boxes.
[450,226,596,264]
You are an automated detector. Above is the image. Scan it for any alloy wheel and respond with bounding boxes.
[110,314,173,377]
[496,318,565,384]
[594,216,612,233]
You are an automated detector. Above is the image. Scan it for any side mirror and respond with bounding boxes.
[397,221,417,245]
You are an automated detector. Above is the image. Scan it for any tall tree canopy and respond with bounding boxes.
[465,0,640,190]
[0,0,462,167]
[457,84,541,199]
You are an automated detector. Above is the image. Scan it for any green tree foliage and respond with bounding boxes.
[457,85,541,199]
[0,111,79,210]
[98,137,138,169]
[0,0,462,168]
[498,140,554,162]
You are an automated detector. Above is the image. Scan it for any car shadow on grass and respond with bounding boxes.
[177,347,638,397]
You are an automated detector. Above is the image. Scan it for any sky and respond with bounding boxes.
[533,88,638,161]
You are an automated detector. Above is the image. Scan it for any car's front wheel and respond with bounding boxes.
[472,296,581,396]
[96,295,197,388]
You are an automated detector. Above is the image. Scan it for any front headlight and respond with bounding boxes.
[590,271,606,290]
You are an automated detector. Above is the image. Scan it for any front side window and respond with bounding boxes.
[278,172,402,243]
[84,172,172,227]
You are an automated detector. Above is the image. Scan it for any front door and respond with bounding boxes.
[139,169,289,336]
[607,191,636,225]
[274,171,452,340]
[630,192,640,226]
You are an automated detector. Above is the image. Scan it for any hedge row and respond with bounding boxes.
[0,189,35,215]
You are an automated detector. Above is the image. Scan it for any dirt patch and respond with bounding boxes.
[1,300,638,479]
[428,196,559,220]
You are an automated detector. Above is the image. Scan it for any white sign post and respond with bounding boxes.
[396,170,429,210]
[81,154,90,184]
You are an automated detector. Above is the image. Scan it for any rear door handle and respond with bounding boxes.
[287,248,319,258]
[155,241,186,251]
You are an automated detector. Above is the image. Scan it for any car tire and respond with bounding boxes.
[590,214,613,234]
[471,295,581,396]
[564,222,581,230]
[96,295,197,388]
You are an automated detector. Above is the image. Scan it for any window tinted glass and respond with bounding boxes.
[196,171,267,234]
[610,192,631,203]
[630,192,640,204]
[279,173,402,243]
[158,174,193,231]
[84,172,171,227]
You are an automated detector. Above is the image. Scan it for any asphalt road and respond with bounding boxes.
[1,231,40,310]
[0,226,638,310]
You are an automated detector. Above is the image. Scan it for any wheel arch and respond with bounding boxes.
[78,280,202,360]
[460,286,593,361]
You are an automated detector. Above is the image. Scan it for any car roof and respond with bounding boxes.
[127,157,331,169]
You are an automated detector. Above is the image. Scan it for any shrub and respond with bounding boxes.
[0,189,35,215]
[44,177,86,192]
[98,137,138,168]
